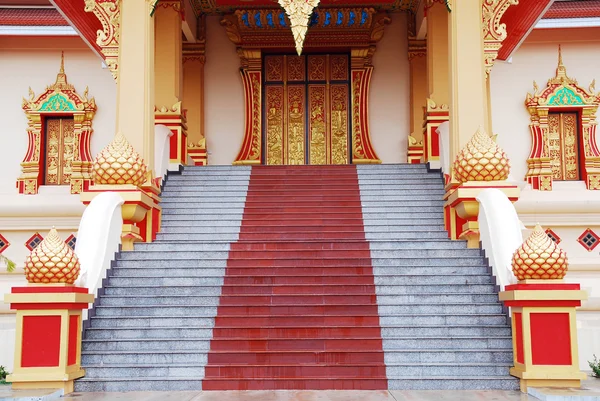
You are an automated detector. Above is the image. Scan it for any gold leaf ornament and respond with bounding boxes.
[278,0,320,55]
[511,225,568,280]
[93,132,147,186]
[453,128,510,182]
[24,228,81,284]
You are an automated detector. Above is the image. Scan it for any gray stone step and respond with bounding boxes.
[82,365,205,379]
[385,363,511,377]
[109,266,491,277]
[96,294,501,307]
[383,336,512,349]
[84,327,214,340]
[113,256,488,267]
[82,338,211,351]
[137,240,466,251]
[378,314,508,326]
[386,377,519,390]
[74,377,204,392]
[82,351,208,365]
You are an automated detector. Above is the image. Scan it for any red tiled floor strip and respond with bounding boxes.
[203,165,387,390]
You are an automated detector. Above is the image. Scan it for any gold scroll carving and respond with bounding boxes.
[309,85,327,165]
[330,84,349,165]
[45,118,76,185]
[548,113,580,181]
[287,86,306,165]
[266,86,285,165]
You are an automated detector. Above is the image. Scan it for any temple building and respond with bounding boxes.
[1,0,600,393]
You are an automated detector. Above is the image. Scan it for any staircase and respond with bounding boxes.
[75,164,518,392]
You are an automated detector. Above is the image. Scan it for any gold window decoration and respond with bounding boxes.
[17,52,97,195]
[525,46,600,190]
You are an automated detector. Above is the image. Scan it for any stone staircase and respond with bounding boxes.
[75,164,518,392]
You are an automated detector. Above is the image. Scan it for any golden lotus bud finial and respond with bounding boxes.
[93,132,147,186]
[24,228,81,284]
[512,225,568,280]
[453,128,510,183]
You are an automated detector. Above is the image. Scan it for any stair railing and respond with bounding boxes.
[155,124,173,182]
[75,192,124,315]
[477,188,523,291]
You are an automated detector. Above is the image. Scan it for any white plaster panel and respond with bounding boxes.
[0,44,116,195]
[204,16,245,165]
[369,13,410,164]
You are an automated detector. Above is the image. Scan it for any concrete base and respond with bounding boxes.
[528,377,600,401]
[0,386,63,401]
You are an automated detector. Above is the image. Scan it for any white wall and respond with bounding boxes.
[204,16,245,165]
[370,13,410,164]
[491,29,600,370]
[0,36,117,194]
[203,14,411,165]
[491,30,600,183]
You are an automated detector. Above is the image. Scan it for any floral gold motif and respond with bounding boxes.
[512,224,568,280]
[277,0,320,55]
[453,128,510,182]
[93,132,148,186]
[24,228,81,284]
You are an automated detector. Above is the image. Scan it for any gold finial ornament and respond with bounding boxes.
[453,128,510,182]
[278,0,320,55]
[93,132,147,186]
[512,225,568,280]
[24,228,81,284]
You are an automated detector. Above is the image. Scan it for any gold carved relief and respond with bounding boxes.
[287,56,306,82]
[45,118,75,185]
[330,55,349,81]
[266,86,285,165]
[84,0,121,81]
[308,56,326,81]
[266,56,284,82]
[548,113,580,181]
[309,85,327,165]
[287,85,306,165]
[330,84,349,165]
[482,0,519,77]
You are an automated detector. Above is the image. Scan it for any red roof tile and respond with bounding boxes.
[544,0,600,19]
[0,8,69,26]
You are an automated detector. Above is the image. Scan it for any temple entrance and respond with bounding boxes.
[263,54,351,165]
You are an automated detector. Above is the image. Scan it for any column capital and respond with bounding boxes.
[408,38,426,62]
[84,0,120,81]
[183,42,206,65]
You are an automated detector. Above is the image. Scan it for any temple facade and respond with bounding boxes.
[1,0,600,390]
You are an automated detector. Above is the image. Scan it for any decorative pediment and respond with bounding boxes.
[23,53,96,114]
[526,46,599,109]
[221,8,390,50]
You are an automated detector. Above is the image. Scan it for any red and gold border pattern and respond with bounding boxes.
[525,47,600,190]
[17,54,97,195]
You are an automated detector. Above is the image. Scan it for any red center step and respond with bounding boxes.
[202,165,387,390]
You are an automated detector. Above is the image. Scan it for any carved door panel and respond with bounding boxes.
[44,117,75,185]
[548,112,580,181]
[264,54,350,165]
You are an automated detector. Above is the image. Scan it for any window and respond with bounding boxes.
[44,117,75,185]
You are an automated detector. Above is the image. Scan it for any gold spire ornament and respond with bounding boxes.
[453,128,510,182]
[512,225,568,280]
[24,228,81,284]
[93,132,147,186]
[278,0,320,55]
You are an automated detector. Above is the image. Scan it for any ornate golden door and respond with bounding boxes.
[548,112,580,180]
[263,54,350,165]
[44,117,75,185]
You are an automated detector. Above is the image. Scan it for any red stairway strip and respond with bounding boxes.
[203,165,387,390]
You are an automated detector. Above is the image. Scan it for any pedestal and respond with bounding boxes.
[81,184,160,250]
[4,285,94,394]
[444,181,520,247]
[499,281,588,392]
